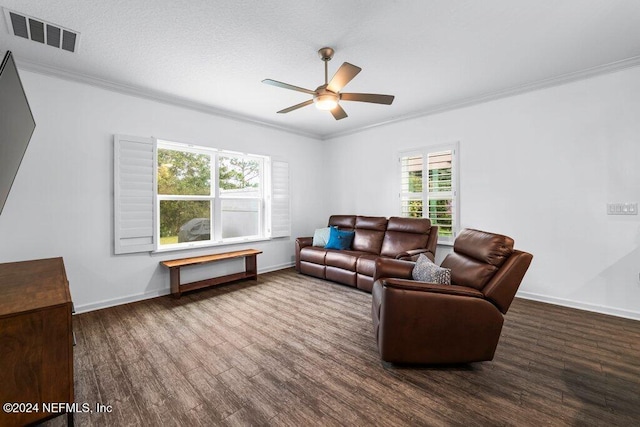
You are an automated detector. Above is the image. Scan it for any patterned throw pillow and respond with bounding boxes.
[412,254,451,285]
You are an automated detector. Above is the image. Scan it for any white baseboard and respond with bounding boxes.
[73,262,295,314]
[260,262,294,273]
[74,288,171,314]
[516,291,640,321]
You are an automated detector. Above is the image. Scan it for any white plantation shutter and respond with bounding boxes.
[270,160,290,238]
[399,143,459,245]
[426,149,456,244]
[114,135,155,254]
[400,152,424,217]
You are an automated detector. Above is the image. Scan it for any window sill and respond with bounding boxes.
[152,236,272,254]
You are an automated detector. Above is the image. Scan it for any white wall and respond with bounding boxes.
[324,67,640,320]
[4,67,639,320]
[0,71,327,312]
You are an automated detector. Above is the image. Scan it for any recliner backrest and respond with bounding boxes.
[440,228,532,314]
[482,250,533,313]
[328,215,356,230]
[380,217,433,257]
[352,216,388,254]
[440,229,514,290]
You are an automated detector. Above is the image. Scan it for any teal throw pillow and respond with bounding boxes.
[324,227,355,250]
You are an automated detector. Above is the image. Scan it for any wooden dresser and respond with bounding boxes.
[0,257,74,426]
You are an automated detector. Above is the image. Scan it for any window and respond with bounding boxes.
[113,135,290,254]
[157,140,266,249]
[400,143,459,244]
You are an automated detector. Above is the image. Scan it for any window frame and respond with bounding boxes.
[154,139,270,252]
[399,142,460,245]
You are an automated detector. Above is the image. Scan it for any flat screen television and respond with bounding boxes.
[0,50,36,215]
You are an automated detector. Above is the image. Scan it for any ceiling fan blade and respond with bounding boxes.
[262,79,316,95]
[327,62,362,93]
[340,93,395,105]
[330,104,348,120]
[277,99,314,114]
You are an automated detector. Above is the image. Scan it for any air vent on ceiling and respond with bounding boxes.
[3,8,80,53]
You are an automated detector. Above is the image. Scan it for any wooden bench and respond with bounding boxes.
[160,249,263,298]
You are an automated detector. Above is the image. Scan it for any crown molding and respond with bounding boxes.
[14,54,640,142]
[321,55,640,140]
[14,58,322,141]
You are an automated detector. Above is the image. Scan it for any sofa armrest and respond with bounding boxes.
[295,237,313,272]
[296,237,313,248]
[395,248,434,262]
[373,258,415,282]
[381,278,484,299]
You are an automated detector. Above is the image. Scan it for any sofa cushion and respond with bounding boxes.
[325,227,355,250]
[328,215,356,230]
[352,216,387,254]
[356,254,380,276]
[380,217,432,257]
[325,250,363,271]
[299,246,327,264]
[387,216,433,234]
[312,227,332,247]
[412,254,451,285]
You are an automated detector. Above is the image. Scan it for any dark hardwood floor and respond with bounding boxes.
[42,268,640,426]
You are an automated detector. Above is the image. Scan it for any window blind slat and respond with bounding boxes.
[114,135,155,254]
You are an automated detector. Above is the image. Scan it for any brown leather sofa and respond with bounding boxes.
[295,215,438,292]
[371,228,533,364]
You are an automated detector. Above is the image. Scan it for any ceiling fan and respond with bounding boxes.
[262,47,395,120]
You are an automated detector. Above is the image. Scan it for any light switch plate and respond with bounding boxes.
[607,203,638,215]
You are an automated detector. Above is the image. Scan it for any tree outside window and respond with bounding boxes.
[157,144,265,246]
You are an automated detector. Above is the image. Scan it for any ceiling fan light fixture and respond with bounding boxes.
[313,91,339,111]
[262,46,394,120]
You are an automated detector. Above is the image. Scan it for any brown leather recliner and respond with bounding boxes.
[371,228,533,364]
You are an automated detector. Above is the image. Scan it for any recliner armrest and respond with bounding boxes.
[373,258,415,282]
[395,248,434,262]
[381,278,484,299]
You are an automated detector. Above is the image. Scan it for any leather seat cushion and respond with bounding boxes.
[356,254,380,276]
[325,250,365,271]
[299,247,327,264]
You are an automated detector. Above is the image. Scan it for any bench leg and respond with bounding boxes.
[246,255,258,280]
[170,268,181,298]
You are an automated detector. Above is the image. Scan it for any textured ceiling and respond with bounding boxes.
[2,0,640,139]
